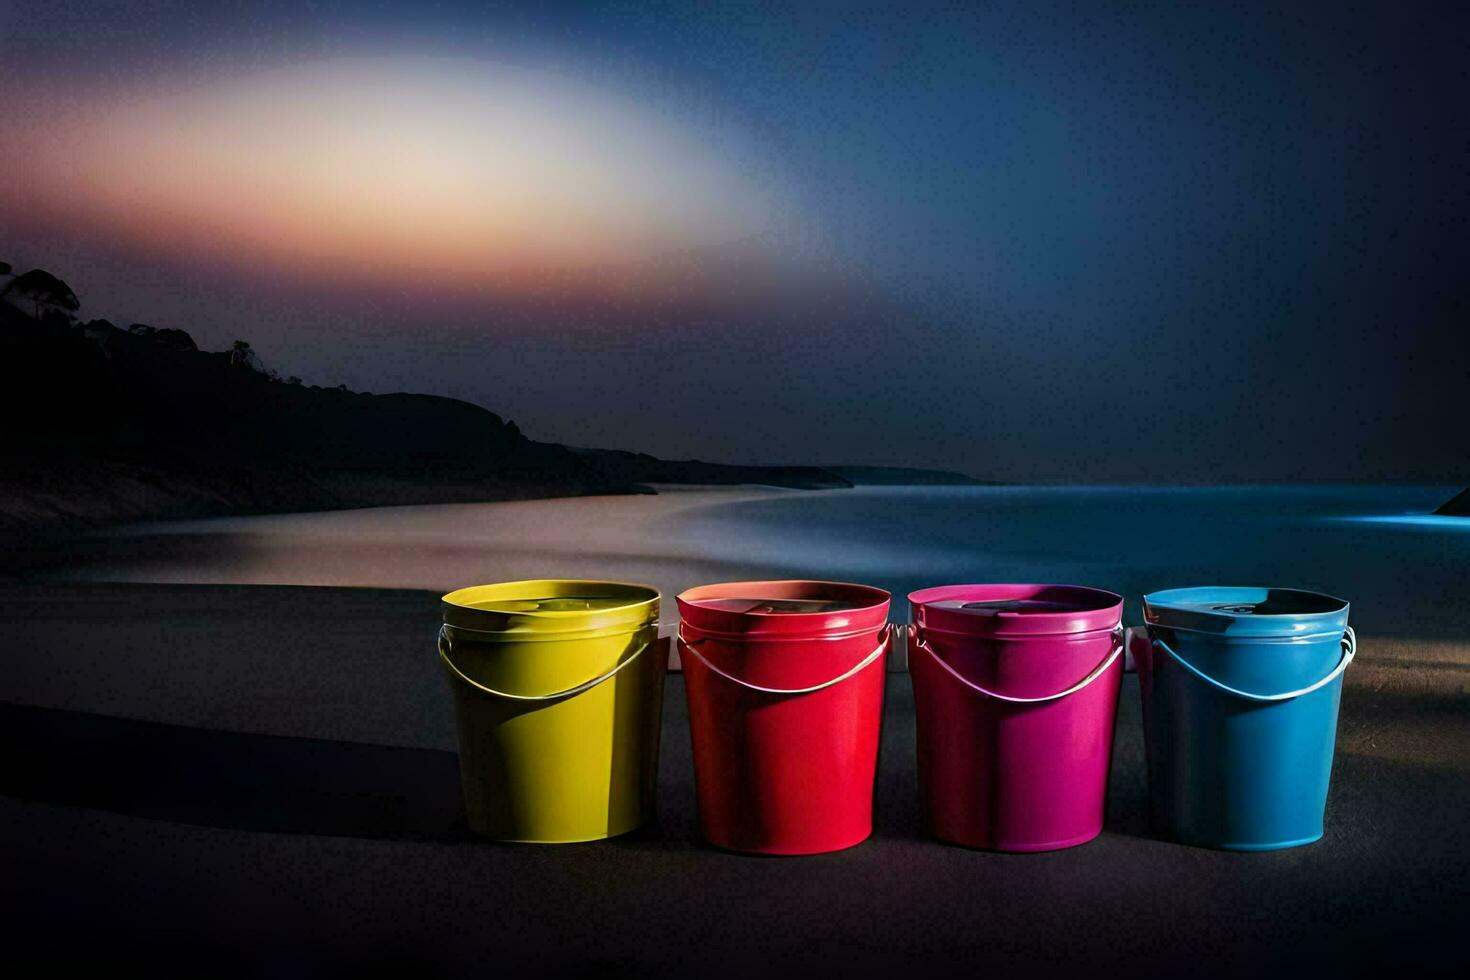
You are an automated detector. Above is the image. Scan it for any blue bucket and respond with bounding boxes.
[1135,587,1355,851]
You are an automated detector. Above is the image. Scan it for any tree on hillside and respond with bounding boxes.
[228,339,264,372]
[226,339,282,379]
[0,261,11,275]
[129,323,198,351]
[1,269,80,321]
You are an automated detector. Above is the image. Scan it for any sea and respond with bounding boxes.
[45,483,1467,639]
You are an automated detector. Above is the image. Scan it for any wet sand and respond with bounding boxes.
[16,487,787,594]
[2,581,1467,977]
[16,483,1470,668]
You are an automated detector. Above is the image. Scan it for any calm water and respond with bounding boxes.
[54,483,1468,637]
[672,484,1466,634]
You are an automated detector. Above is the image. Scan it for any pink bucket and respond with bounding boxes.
[908,584,1125,852]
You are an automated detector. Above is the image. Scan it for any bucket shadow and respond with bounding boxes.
[0,701,471,841]
[1104,674,1152,838]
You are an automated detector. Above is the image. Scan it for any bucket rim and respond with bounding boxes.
[908,583,1123,637]
[676,579,890,640]
[1142,586,1349,638]
[1138,622,1349,644]
[443,579,659,616]
[442,579,659,639]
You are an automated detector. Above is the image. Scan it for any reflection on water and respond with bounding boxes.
[25,484,1469,641]
[1338,514,1470,531]
[679,484,1467,637]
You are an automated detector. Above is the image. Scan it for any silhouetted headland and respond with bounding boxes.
[0,263,978,539]
[1434,488,1470,516]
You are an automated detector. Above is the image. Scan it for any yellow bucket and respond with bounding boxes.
[438,579,665,843]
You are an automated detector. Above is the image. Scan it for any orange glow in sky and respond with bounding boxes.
[5,56,786,289]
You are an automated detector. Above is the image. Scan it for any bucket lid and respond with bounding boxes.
[677,580,890,640]
[442,579,659,641]
[1142,586,1349,639]
[908,584,1122,637]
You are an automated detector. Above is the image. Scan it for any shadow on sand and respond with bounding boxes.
[1,701,471,841]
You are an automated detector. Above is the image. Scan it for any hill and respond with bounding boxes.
[0,263,971,537]
[1434,488,1470,517]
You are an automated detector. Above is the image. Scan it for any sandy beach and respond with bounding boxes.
[3,577,1466,976]
[3,484,1467,975]
[19,486,781,595]
[11,486,790,670]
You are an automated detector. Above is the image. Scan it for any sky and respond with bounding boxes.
[1,1,1466,482]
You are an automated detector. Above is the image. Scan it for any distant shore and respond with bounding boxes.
[2,264,982,543]
[0,457,987,547]
[6,486,791,597]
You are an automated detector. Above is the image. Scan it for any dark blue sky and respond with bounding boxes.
[2,1,1465,481]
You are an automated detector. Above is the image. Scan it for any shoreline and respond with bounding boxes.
[10,484,1466,675]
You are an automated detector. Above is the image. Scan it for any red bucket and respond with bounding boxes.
[909,584,1124,852]
[677,580,892,855]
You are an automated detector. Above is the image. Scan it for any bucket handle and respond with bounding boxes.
[437,624,652,702]
[677,625,891,696]
[911,624,1124,703]
[1152,626,1356,702]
